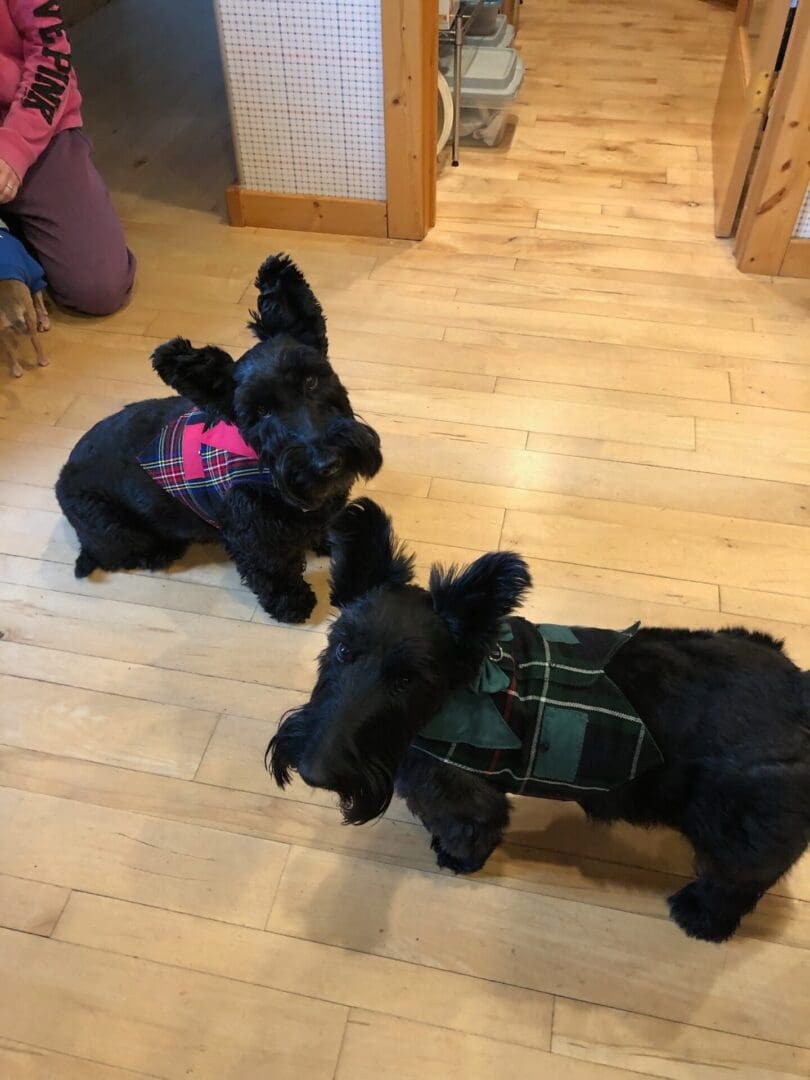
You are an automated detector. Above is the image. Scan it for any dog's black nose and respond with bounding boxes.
[316,456,341,479]
[298,759,331,788]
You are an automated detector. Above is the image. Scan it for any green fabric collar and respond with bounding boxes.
[417,620,639,752]
[418,622,518,750]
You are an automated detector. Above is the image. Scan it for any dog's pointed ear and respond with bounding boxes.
[248,253,328,353]
[430,552,532,656]
[152,337,237,419]
[328,498,415,608]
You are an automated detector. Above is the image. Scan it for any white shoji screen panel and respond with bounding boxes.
[215,0,386,201]
[793,184,810,239]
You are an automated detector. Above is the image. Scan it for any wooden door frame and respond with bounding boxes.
[734,0,810,274]
[712,0,793,236]
[227,1,437,241]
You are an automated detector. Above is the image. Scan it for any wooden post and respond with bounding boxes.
[382,0,438,240]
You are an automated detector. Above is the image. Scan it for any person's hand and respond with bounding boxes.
[0,159,20,203]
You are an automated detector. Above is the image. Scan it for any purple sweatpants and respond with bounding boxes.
[5,128,136,316]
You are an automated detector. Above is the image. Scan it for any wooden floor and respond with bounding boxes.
[2,0,810,1076]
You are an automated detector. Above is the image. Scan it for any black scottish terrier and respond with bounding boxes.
[55,255,382,624]
[268,498,810,942]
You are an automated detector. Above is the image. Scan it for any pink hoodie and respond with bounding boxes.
[0,1,82,182]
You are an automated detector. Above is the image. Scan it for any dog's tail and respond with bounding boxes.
[248,253,329,353]
[74,549,99,579]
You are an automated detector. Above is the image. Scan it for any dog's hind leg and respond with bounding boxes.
[668,874,776,943]
[60,490,187,577]
[21,291,48,367]
[33,289,50,332]
[1,336,22,377]
[670,767,809,941]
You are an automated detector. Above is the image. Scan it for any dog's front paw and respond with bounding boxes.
[668,881,742,943]
[265,583,317,625]
[430,834,485,876]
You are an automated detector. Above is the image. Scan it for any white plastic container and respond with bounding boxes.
[439,45,524,146]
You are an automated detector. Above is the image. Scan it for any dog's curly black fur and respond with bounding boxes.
[55,256,382,624]
[267,498,810,942]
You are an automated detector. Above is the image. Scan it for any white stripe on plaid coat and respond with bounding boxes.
[411,617,663,798]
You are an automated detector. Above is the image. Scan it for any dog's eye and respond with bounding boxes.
[335,642,352,664]
[303,374,318,393]
[256,406,269,418]
[393,675,411,694]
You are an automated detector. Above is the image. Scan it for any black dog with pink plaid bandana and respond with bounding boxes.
[268,498,810,942]
[56,255,382,624]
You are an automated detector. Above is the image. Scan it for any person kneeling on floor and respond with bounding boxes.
[0,0,135,316]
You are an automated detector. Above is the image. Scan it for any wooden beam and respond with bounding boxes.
[226,187,388,238]
[382,0,438,240]
[734,1,810,273]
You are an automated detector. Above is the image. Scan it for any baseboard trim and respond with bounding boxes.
[781,239,810,278]
[226,187,389,238]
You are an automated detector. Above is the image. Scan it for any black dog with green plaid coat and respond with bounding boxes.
[413,618,663,799]
[269,498,810,943]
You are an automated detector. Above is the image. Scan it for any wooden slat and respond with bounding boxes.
[55,892,555,1050]
[0,874,68,937]
[268,847,810,1047]
[334,1011,642,1080]
[551,999,810,1080]
[225,187,389,238]
[0,786,289,926]
[0,1039,155,1080]
[0,930,347,1080]
[0,674,218,778]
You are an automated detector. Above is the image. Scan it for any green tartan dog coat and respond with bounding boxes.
[411,617,663,798]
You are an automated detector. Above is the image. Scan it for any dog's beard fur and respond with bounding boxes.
[270,444,326,511]
[334,752,396,825]
[267,701,404,825]
[329,417,382,479]
[265,706,310,787]
[251,417,380,511]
